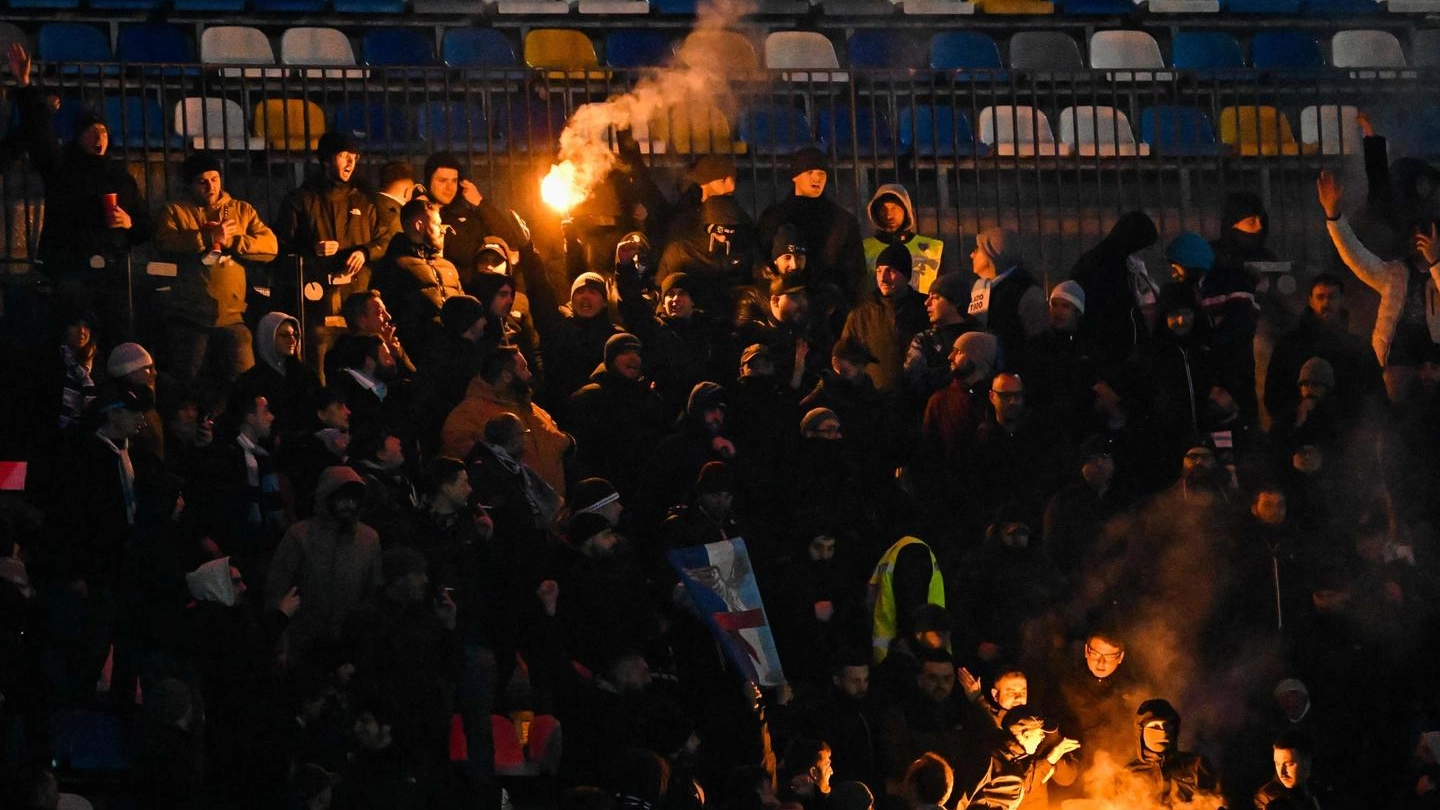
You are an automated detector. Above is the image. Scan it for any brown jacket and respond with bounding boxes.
[441,377,570,499]
[156,192,277,327]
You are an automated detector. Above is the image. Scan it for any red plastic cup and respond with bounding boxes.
[101,193,119,215]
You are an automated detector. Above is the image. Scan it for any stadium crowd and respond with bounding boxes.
[2,38,1440,810]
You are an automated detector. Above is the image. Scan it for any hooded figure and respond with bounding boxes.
[862,184,944,294]
[1070,212,1161,367]
[657,193,758,317]
[1123,699,1221,807]
[264,465,383,658]
[235,312,321,434]
[1210,192,1277,280]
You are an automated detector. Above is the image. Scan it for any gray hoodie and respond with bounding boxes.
[255,311,301,376]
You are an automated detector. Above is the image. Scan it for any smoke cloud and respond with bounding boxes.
[541,0,760,212]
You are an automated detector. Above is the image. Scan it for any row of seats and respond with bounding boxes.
[4,0,1440,15]
[8,21,1439,75]
[42,88,1410,161]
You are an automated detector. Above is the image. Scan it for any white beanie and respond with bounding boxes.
[1049,280,1086,314]
[107,342,154,378]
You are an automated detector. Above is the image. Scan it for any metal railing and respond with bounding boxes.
[2,60,1437,283]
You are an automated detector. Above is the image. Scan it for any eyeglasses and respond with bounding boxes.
[1085,644,1122,663]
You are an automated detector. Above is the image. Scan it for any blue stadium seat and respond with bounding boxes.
[817,105,893,153]
[604,30,674,68]
[116,24,199,76]
[1301,0,1379,13]
[1061,0,1136,13]
[332,100,414,150]
[929,31,1004,76]
[1222,0,1299,12]
[253,0,329,12]
[362,29,437,67]
[1170,31,1244,71]
[898,104,984,157]
[442,28,519,69]
[174,0,246,10]
[654,0,699,11]
[9,0,79,9]
[847,31,926,70]
[1249,30,1325,71]
[500,101,565,153]
[103,96,183,149]
[1139,105,1220,156]
[736,104,814,154]
[416,101,498,149]
[91,0,164,10]
[335,0,408,12]
[37,24,112,75]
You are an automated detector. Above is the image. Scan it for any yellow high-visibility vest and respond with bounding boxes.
[868,536,945,663]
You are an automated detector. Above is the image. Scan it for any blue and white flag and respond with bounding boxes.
[669,538,785,687]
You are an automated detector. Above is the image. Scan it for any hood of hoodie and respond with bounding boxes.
[314,465,366,517]
[867,184,917,242]
[1136,699,1181,763]
[1093,211,1159,261]
[186,557,236,606]
[256,312,301,375]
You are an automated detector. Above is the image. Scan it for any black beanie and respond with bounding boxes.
[790,146,829,177]
[876,243,914,278]
[771,223,808,262]
[440,295,487,337]
[604,332,643,368]
[316,131,361,161]
[181,151,223,183]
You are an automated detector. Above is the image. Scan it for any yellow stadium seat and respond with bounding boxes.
[975,0,1055,13]
[251,98,326,152]
[524,28,608,80]
[1219,105,1300,156]
[649,103,748,155]
[675,30,763,79]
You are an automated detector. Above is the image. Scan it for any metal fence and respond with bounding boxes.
[2,60,1438,284]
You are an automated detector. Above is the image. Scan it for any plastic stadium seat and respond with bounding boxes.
[901,0,976,15]
[500,101,565,152]
[1008,31,1084,72]
[174,98,265,150]
[1249,31,1325,71]
[979,106,1069,156]
[820,0,899,14]
[1058,106,1150,156]
[736,104,814,154]
[1302,0,1379,13]
[282,28,369,79]
[650,103,746,154]
[1331,29,1406,75]
[929,31,1004,74]
[9,0,77,9]
[331,100,413,150]
[975,0,1055,13]
[678,30,762,79]
[653,0,698,11]
[1223,0,1298,11]
[104,96,182,149]
[496,0,571,13]
[524,29,605,78]
[1389,0,1440,12]
[1413,30,1440,67]
[253,0,328,11]
[1148,0,1218,11]
[765,32,847,82]
[578,0,649,12]
[335,0,407,10]
[847,31,926,70]
[253,98,327,151]
[362,29,436,67]
[1089,31,1170,80]
[202,27,284,78]
[174,0,245,11]
[443,29,519,69]
[1139,106,1218,155]
[818,105,892,153]
[1219,105,1300,155]
[416,101,497,149]
[604,30,674,68]
[1062,0,1135,13]
[898,104,984,157]
[116,24,198,75]
[37,23,112,68]
[1170,31,1244,71]
[91,0,164,11]
[1299,105,1363,154]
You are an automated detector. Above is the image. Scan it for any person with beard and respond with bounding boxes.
[862,184,945,296]
[275,132,395,378]
[1318,168,1440,404]
[265,465,382,662]
[412,295,489,457]
[922,331,999,464]
[190,391,285,557]
[466,414,561,554]
[661,459,746,553]
[1070,211,1162,368]
[354,429,421,547]
[769,531,864,693]
[541,271,623,405]
[1122,699,1222,807]
[1270,358,1344,450]
[794,648,882,789]
[236,312,322,436]
[638,381,737,533]
[330,334,407,453]
[968,228,1048,370]
[756,147,868,305]
[1266,274,1385,428]
[840,243,930,395]
[882,648,979,781]
[442,345,570,500]
[371,199,464,359]
[156,151,278,386]
[564,333,671,504]
[657,155,758,318]
[6,44,152,340]
[953,505,1064,663]
[734,274,831,391]
[904,272,977,404]
[1165,231,1258,418]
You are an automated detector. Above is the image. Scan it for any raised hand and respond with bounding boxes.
[1317,169,1344,219]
